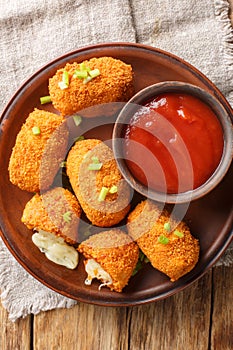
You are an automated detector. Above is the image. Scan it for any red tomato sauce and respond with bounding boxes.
[124,92,224,194]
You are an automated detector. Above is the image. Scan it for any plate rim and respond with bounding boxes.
[0,42,232,306]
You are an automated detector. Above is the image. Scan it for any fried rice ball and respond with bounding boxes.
[48,56,134,116]
[8,108,68,193]
[127,200,200,282]
[66,139,131,227]
[21,187,82,244]
[78,229,139,292]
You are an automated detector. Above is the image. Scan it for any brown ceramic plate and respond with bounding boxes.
[0,43,232,306]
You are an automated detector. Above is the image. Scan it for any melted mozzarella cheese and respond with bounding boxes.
[84,259,112,290]
[32,230,79,269]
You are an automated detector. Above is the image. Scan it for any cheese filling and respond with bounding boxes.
[32,230,79,269]
[84,259,112,290]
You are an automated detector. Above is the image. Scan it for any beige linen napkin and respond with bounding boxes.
[0,0,232,321]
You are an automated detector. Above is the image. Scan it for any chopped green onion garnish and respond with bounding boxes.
[63,70,69,85]
[74,135,85,142]
[80,62,88,71]
[88,163,103,171]
[73,63,100,84]
[58,81,68,90]
[73,115,82,126]
[89,68,100,78]
[109,185,118,194]
[58,70,69,89]
[132,250,150,276]
[73,70,88,79]
[83,76,93,84]
[40,95,51,104]
[164,222,171,232]
[132,260,143,276]
[139,250,146,262]
[63,211,72,223]
[32,126,41,135]
[158,235,169,244]
[98,187,109,202]
[174,230,184,238]
[60,161,67,168]
[91,156,100,164]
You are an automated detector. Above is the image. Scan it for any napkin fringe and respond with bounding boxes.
[214,0,233,106]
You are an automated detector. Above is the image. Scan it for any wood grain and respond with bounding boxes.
[33,304,129,350]
[211,266,233,350]
[128,271,212,350]
[30,271,212,350]
[0,302,31,350]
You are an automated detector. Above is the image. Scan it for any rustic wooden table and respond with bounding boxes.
[1,3,232,350]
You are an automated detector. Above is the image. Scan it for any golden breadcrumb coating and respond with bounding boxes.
[127,200,200,282]
[48,56,134,116]
[8,108,68,193]
[21,187,82,244]
[78,229,139,292]
[66,139,131,227]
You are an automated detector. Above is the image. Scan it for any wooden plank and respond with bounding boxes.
[128,271,212,350]
[33,303,129,350]
[211,265,233,350]
[0,301,31,350]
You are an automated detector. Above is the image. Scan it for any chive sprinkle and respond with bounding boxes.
[60,161,67,168]
[109,185,118,194]
[88,163,103,171]
[40,95,51,104]
[89,68,100,78]
[132,250,150,276]
[83,76,93,84]
[73,70,88,79]
[63,70,69,85]
[58,81,68,90]
[74,135,85,142]
[58,70,69,89]
[91,156,100,164]
[32,126,41,135]
[98,187,109,202]
[158,235,169,244]
[164,222,171,232]
[139,250,145,261]
[63,211,72,223]
[73,63,100,84]
[174,230,184,238]
[80,62,88,71]
[73,115,82,126]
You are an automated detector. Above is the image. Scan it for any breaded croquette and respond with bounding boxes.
[8,108,68,193]
[21,187,82,244]
[78,229,139,292]
[127,200,200,282]
[66,139,131,227]
[48,57,134,116]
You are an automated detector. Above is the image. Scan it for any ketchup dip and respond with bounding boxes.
[124,92,224,194]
